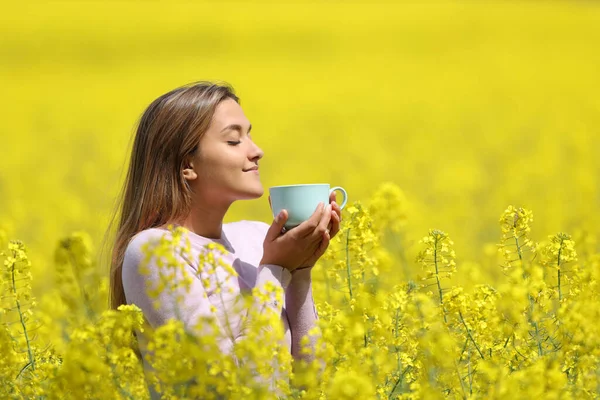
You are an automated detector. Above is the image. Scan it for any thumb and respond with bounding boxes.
[266,210,288,242]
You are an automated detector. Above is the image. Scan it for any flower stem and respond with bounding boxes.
[388,366,410,399]
[513,232,543,356]
[529,298,544,357]
[10,256,35,372]
[514,235,525,278]
[557,238,563,302]
[433,236,447,323]
[458,310,484,360]
[345,228,353,299]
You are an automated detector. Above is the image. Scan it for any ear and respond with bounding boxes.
[182,159,198,181]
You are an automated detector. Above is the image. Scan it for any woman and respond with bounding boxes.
[106,81,342,394]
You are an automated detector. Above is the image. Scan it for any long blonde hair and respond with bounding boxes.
[102,81,239,310]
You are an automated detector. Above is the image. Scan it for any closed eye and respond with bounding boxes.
[227,141,241,146]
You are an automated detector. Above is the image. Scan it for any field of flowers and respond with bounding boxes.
[1,1,599,398]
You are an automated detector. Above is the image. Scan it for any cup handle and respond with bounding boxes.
[329,186,348,210]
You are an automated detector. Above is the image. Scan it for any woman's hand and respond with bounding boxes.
[261,202,332,272]
[302,192,342,268]
[327,191,343,240]
[267,193,342,239]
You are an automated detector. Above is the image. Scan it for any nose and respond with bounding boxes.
[250,141,264,162]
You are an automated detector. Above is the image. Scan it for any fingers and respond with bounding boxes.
[329,190,337,204]
[311,204,332,241]
[294,202,325,237]
[326,198,342,239]
[265,209,288,242]
[314,228,331,258]
[329,210,340,239]
[331,200,342,222]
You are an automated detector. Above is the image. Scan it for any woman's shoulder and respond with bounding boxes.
[124,227,175,260]
[128,227,173,247]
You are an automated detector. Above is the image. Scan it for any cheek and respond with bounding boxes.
[198,151,243,181]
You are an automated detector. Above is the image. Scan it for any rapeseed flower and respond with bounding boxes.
[2,200,600,398]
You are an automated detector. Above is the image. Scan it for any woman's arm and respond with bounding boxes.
[284,194,340,366]
[122,230,292,356]
[285,266,320,363]
[249,221,322,361]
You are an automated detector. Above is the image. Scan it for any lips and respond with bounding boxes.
[243,166,259,172]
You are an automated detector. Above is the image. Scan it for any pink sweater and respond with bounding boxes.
[121,220,319,392]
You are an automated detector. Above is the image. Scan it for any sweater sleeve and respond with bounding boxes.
[121,230,292,357]
[247,220,323,364]
[286,266,321,363]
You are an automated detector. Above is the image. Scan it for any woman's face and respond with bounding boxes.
[184,98,265,203]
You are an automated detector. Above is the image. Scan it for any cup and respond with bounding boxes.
[269,184,348,229]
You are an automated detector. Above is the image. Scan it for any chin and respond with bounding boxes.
[238,185,264,200]
[251,186,265,198]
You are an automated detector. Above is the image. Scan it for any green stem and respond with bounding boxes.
[557,269,562,302]
[513,233,543,356]
[458,311,484,360]
[458,338,469,361]
[387,366,410,399]
[393,308,402,371]
[453,359,467,400]
[557,239,563,302]
[511,332,528,361]
[433,236,447,323]
[529,297,543,357]
[10,257,35,372]
[345,228,353,299]
[514,235,525,278]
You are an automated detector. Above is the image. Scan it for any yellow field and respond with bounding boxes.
[1,1,599,398]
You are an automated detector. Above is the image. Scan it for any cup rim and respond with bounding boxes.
[269,183,330,189]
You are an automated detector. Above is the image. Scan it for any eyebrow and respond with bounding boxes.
[220,123,252,135]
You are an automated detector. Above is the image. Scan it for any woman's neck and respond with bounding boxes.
[178,200,230,239]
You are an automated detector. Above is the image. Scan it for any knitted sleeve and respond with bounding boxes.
[121,229,292,355]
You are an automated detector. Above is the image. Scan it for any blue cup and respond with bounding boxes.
[269,184,348,229]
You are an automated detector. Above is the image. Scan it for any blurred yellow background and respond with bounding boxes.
[1,1,599,288]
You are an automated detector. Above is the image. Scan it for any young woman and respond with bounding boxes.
[106,81,342,392]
